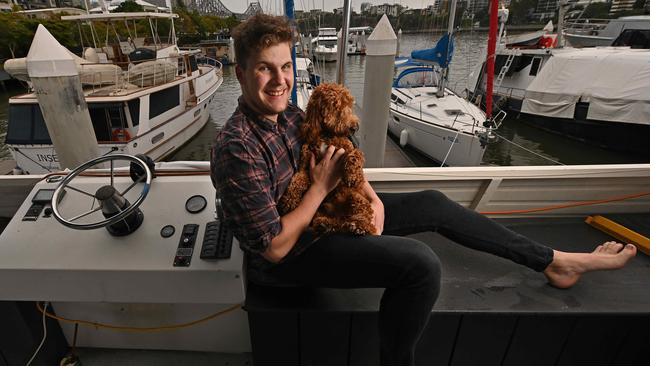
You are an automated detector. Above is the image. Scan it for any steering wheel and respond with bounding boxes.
[51,154,153,230]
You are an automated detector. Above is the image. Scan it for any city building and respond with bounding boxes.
[532,0,558,21]
[369,3,402,17]
[609,0,637,14]
[467,0,489,13]
[0,0,17,12]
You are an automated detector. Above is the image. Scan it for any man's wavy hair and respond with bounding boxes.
[232,14,294,69]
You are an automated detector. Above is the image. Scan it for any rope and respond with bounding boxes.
[492,131,565,166]
[36,302,242,333]
[480,191,650,215]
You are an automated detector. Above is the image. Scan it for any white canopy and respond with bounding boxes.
[521,47,650,125]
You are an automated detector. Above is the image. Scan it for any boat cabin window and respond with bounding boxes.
[390,93,406,105]
[529,57,542,76]
[88,103,128,142]
[445,109,464,116]
[149,85,180,119]
[5,104,52,144]
[128,99,140,126]
[318,40,337,47]
[612,29,650,49]
[396,70,438,88]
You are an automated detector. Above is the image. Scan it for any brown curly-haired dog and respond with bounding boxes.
[278,83,375,235]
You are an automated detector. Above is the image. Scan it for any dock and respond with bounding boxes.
[382,134,415,167]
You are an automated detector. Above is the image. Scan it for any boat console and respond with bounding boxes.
[0,156,250,353]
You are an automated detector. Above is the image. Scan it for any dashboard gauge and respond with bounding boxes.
[160,225,175,238]
[185,195,207,214]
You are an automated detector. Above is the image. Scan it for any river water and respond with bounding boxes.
[0,33,645,167]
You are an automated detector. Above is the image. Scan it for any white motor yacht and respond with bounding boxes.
[564,15,650,48]
[311,27,338,63]
[3,12,223,174]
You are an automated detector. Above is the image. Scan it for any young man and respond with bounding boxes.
[211,14,637,366]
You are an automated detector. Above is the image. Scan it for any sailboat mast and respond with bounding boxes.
[336,0,352,85]
[285,0,298,105]
[437,0,457,98]
[485,0,499,119]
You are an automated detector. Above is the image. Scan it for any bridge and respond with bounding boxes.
[185,0,263,18]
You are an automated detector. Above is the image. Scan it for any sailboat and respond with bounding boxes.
[387,0,501,167]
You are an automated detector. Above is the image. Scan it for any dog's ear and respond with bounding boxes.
[301,102,323,145]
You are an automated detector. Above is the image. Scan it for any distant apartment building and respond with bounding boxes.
[532,0,558,21]
[421,0,442,14]
[369,3,402,17]
[467,0,489,13]
[0,0,17,12]
[609,0,637,14]
[17,0,56,9]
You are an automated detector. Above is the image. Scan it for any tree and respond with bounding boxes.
[508,0,538,25]
[0,14,36,59]
[113,0,144,13]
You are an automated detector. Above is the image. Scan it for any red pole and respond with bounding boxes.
[485,0,499,120]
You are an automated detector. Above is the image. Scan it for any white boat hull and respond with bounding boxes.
[387,108,486,166]
[9,66,222,174]
[313,48,337,63]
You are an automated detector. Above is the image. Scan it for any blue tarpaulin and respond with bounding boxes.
[411,33,454,68]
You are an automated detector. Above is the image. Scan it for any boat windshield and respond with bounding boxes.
[317,40,337,47]
[394,67,439,88]
[612,29,650,48]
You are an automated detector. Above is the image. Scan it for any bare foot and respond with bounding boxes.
[543,243,637,289]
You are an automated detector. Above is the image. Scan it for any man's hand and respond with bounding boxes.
[370,198,384,235]
[310,145,345,196]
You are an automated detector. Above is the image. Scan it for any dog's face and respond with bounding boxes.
[304,83,360,139]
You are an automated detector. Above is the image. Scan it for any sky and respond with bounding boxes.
[219,1,435,14]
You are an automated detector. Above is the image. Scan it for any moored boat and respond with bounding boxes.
[3,11,223,174]
[564,15,650,48]
[387,0,501,167]
[468,11,650,157]
[311,27,338,63]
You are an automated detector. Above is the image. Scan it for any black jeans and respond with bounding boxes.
[261,190,554,366]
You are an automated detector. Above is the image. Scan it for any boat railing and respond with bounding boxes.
[564,18,609,35]
[77,54,190,94]
[195,55,223,70]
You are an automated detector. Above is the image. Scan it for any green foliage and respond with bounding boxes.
[0,13,35,59]
[113,0,145,13]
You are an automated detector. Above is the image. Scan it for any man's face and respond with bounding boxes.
[236,42,294,122]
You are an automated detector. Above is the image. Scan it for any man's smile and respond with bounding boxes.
[265,88,287,97]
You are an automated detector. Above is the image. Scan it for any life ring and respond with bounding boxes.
[111,128,131,142]
[539,36,554,49]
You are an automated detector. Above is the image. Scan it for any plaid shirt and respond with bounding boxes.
[211,97,304,256]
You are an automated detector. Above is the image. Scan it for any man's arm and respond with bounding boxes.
[362,179,384,235]
[263,146,346,262]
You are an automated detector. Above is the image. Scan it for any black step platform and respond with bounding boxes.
[246,215,650,366]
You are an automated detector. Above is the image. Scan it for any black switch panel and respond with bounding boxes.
[22,204,44,221]
[174,224,199,267]
[200,220,233,260]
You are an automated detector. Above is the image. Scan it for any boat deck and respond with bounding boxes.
[245,214,650,366]
[247,215,650,314]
